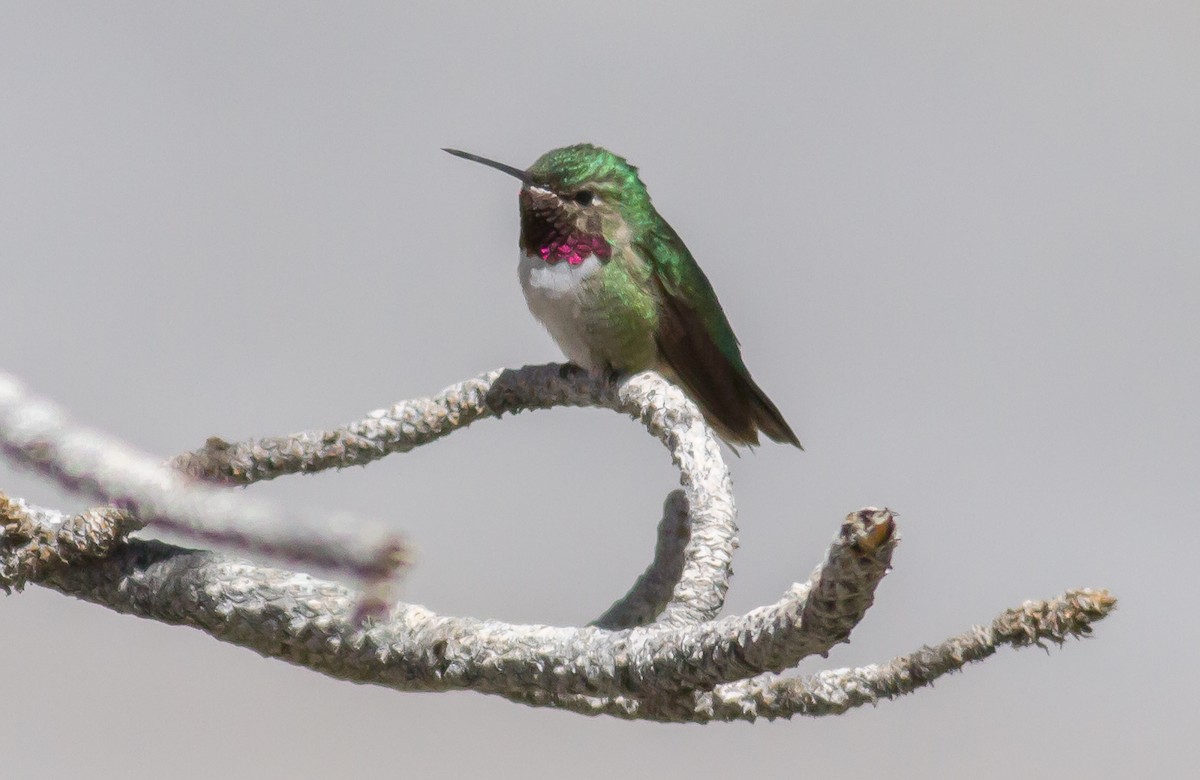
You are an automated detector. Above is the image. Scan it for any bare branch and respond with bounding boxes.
[171,365,740,626]
[592,490,690,629]
[15,502,895,701]
[527,589,1116,721]
[0,492,134,592]
[1,365,1115,721]
[0,373,406,585]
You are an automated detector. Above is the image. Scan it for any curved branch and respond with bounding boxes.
[172,365,739,626]
[7,493,1112,720]
[15,501,895,701]
[1,365,1116,721]
[592,490,691,629]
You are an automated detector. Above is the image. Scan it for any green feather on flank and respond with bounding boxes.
[639,218,750,375]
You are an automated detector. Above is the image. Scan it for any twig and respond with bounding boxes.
[0,373,406,585]
[523,589,1116,721]
[0,492,135,592]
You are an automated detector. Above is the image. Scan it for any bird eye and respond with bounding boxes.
[572,190,594,206]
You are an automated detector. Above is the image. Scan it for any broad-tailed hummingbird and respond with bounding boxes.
[445,144,801,449]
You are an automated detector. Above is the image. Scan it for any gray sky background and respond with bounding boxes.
[2,3,1196,778]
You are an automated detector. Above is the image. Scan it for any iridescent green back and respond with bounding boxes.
[529,144,800,447]
[530,144,747,373]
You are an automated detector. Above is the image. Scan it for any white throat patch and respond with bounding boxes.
[517,251,606,370]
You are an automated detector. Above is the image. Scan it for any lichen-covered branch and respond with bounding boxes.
[525,589,1116,721]
[13,502,895,700]
[592,490,691,629]
[172,365,740,627]
[0,373,407,585]
[6,493,1112,719]
[0,364,1115,720]
[0,492,135,593]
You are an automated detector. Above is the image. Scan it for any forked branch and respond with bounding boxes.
[0,365,1114,721]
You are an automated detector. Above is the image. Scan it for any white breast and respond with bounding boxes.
[518,252,606,371]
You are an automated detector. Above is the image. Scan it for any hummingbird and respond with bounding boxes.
[445,144,801,449]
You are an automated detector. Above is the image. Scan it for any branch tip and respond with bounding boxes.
[845,506,898,554]
[992,588,1116,649]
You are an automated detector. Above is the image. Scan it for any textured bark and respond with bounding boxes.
[0,494,134,593]
[169,364,739,628]
[0,364,1115,721]
[0,373,406,584]
[6,497,896,699]
[592,490,691,629]
[534,589,1116,721]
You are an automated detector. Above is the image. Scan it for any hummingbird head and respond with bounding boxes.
[444,144,654,266]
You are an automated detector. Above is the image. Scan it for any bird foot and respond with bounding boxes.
[557,362,587,381]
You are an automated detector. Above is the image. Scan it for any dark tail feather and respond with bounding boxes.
[743,375,803,449]
[661,357,803,450]
[650,272,802,449]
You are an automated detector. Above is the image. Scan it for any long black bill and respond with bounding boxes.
[442,148,528,183]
